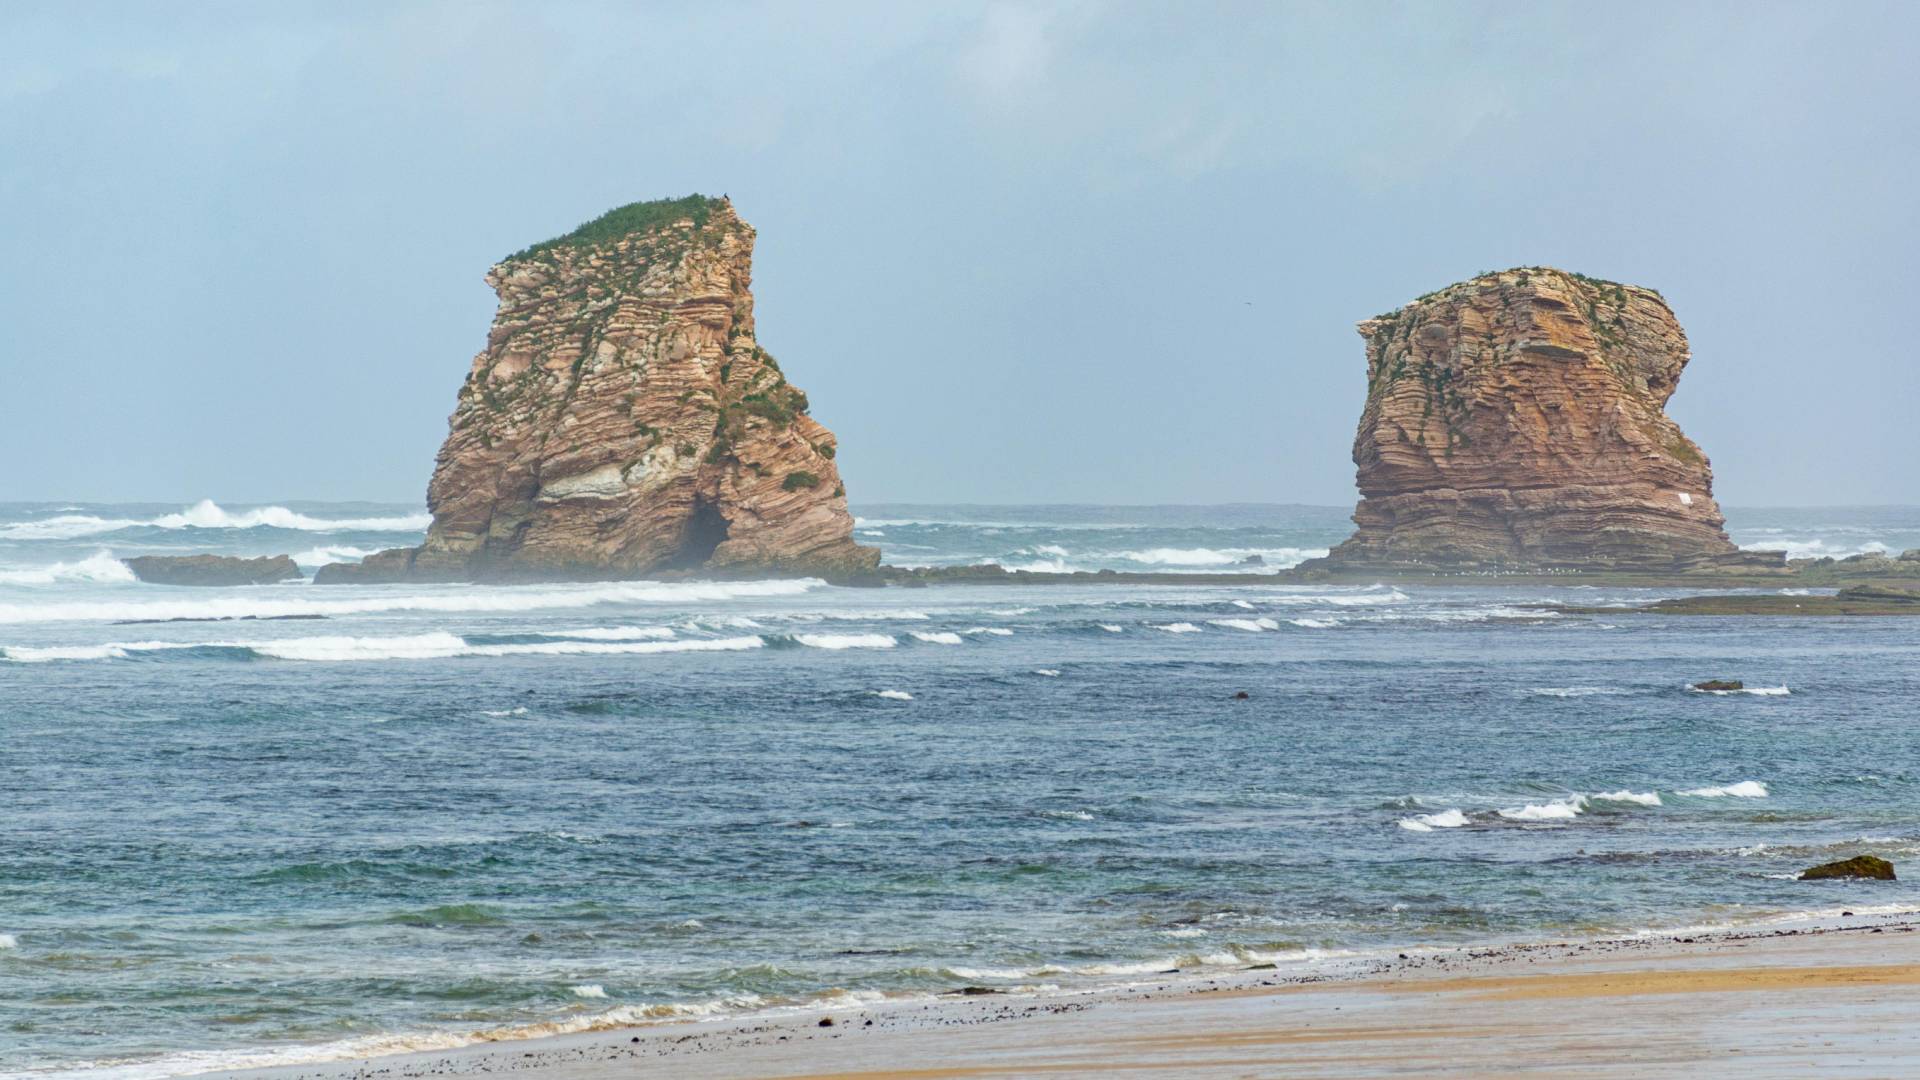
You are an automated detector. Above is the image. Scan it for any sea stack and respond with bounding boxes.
[320,196,877,583]
[1307,268,1778,572]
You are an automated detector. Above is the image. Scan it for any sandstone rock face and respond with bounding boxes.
[1312,268,1774,571]
[321,196,876,583]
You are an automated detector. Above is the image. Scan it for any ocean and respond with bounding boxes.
[2,500,1918,1077]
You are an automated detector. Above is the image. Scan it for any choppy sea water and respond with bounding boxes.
[2,501,1918,1077]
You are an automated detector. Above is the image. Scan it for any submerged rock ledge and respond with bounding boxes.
[319,196,876,585]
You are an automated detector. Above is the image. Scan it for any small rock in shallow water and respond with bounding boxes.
[1690,680,1743,692]
[1233,691,1250,700]
[1799,855,1896,881]
[818,1016,833,1027]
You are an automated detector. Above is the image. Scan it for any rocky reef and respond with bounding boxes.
[124,554,301,586]
[319,196,876,584]
[1305,268,1781,572]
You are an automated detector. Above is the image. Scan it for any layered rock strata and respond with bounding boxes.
[320,196,876,583]
[1309,268,1779,571]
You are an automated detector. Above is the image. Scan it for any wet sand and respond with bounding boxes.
[214,915,1920,1079]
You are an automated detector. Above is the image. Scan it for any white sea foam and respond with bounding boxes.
[1497,796,1586,821]
[0,577,821,626]
[1153,622,1203,633]
[1688,683,1791,696]
[1115,546,1327,569]
[1231,599,1256,609]
[3,633,766,664]
[1207,617,1280,632]
[909,631,963,645]
[1288,617,1338,629]
[1098,623,1124,632]
[1033,668,1061,677]
[1529,686,1624,698]
[1398,809,1470,832]
[544,626,676,641]
[290,545,377,567]
[0,500,431,541]
[874,690,913,701]
[1161,927,1208,938]
[0,640,196,663]
[962,627,1013,636]
[794,633,896,650]
[570,984,607,999]
[1592,790,1662,806]
[0,515,147,540]
[460,637,764,660]
[1741,537,1892,561]
[481,707,530,717]
[1679,780,1769,798]
[1041,808,1093,820]
[46,992,785,1080]
[0,551,136,587]
[0,932,16,949]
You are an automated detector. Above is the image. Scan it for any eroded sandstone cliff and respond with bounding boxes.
[1309,268,1776,571]
[321,195,876,583]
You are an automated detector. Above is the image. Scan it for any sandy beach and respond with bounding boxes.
[210,913,1920,1079]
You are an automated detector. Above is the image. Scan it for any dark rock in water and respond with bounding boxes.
[1238,554,1265,566]
[1834,552,1900,574]
[1901,549,1920,562]
[1233,691,1251,700]
[1837,584,1920,603]
[1689,680,1743,692]
[949,986,1003,996]
[1799,855,1896,881]
[817,1017,834,1027]
[123,555,301,586]
[313,547,443,585]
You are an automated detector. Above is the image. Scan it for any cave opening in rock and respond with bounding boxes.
[667,498,731,569]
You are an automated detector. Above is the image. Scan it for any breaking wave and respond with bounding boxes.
[1398,809,1470,832]
[1592,790,1663,806]
[1678,781,1769,798]
[0,551,135,587]
[0,578,821,626]
[1207,617,1280,632]
[0,499,430,540]
[1,633,766,664]
[791,633,896,650]
[1497,796,1586,821]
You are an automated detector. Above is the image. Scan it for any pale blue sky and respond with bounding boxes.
[3,1,1914,505]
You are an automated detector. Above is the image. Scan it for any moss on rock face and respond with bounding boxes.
[1799,855,1897,881]
[505,195,727,262]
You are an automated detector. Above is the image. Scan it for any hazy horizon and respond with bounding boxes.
[4,1,1915,506]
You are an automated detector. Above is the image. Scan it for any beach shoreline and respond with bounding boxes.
[202,911,1920,1080]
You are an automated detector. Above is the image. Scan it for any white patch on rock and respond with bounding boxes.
[537,464,628,502]
[1677,492,1693,506]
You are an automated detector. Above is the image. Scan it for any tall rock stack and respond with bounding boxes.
[1309,268,1777,572]
[320,195,878,583]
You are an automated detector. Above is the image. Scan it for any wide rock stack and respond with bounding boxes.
[1308,268,1778,572]
[320,195,877,583]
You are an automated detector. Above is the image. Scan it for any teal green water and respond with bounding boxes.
[1,502,1917,1077]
